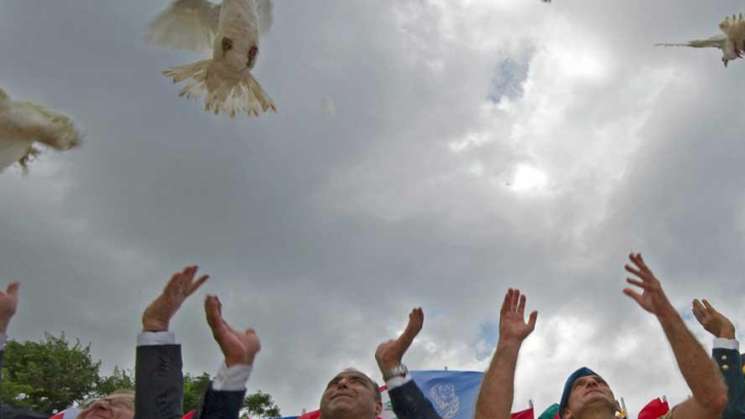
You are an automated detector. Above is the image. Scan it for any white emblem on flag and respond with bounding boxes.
[429,384,460,419]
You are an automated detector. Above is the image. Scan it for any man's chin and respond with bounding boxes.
[582,395,615,411]
[323,398,360,415]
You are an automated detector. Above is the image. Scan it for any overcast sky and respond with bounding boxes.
[2,0,745,416]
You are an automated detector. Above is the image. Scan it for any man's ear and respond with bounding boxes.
[374,400,383,416]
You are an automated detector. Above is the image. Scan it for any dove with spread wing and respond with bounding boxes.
[0,88,81,172]
[656,13,745,67]
[152,0,276,118]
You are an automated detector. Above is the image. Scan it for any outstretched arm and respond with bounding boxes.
[135,266,208,419]
[376,308,441,419]
[475,289,538,419]
[624,253,727,419]
[198,295,261,419]
[692,299,745,419]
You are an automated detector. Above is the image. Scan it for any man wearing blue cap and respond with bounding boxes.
[475,253,729,419]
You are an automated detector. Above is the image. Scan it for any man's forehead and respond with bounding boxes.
[332,370,371,381]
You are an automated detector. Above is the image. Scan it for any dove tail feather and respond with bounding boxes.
[146,0,219,52]
[164,60,276,118]
[654,43,691,47]
[203,73,276,118]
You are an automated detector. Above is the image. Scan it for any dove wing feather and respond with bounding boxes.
[147,0,221,52]
[655,35,726,49]
[0,137,33,172]
[254,0,273,34]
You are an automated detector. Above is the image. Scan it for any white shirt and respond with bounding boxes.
[138,331,252,391]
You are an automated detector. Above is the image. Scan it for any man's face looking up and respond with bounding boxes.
[320,370,382,418]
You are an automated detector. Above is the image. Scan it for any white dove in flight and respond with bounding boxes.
[0,88,81,172]
[656,13,745,67]
[157,0,276,118]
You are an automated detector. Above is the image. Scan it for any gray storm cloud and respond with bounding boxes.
[1,0,744,415]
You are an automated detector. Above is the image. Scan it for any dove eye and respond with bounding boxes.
[247,46,259,67]
[221,37,233,54]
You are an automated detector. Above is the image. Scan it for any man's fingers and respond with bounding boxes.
[205,295,223,329]
[634,253,653,273]
[164,271,182,293]
[692,299,706,320]
[399,308,424,345]
[518,294,526,315]
[625,277,652,290]
[511,289,520,311]
[623,288,644,307]
[187,274,209,296]
[692,298,704,311]
[702,299,716,313]
[183,265,198,278]
[527,310,538,331]
[6,282,19,297]
[500,289,511,314]
[691,307,706,325]
[624,264,645,279]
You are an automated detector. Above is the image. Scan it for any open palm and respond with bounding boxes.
[499,289,537,343]
[375,307,423,372]
[205,295,260,366]
[623,253,672,315]
[143,266,208,331]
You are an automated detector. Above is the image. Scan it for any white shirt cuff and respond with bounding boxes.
[137,331,176,346]
[212,362,252,391]
[713,338,739,351]
[386,373,412,390]
[0,333,6,351]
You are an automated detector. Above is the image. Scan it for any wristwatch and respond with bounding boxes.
[383,363,408,381]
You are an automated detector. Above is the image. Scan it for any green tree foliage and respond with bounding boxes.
[0,334,281,417]
[242,390,281,419]
[0,333,100,414]
[183,372,211,413]
[96,366,134,396]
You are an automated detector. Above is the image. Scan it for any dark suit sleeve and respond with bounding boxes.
[713,347,745,419]
[389,380,442,419]
[135,344,184,419]
[196,382,245,419]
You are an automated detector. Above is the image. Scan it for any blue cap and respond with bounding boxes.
[559,367,599,418]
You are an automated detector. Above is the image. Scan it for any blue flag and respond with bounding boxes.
[286,370,484,419]
[406,370,484,419]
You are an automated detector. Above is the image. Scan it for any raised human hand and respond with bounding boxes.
[499,289,538,344]
[205,295,261,366]
[692,299,735,339]
[375,307,423,373]
[142,266,208,332]
[623,253,674,316]
[0,282,19,334]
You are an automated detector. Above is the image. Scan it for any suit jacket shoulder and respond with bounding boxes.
[389,380,442,419]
